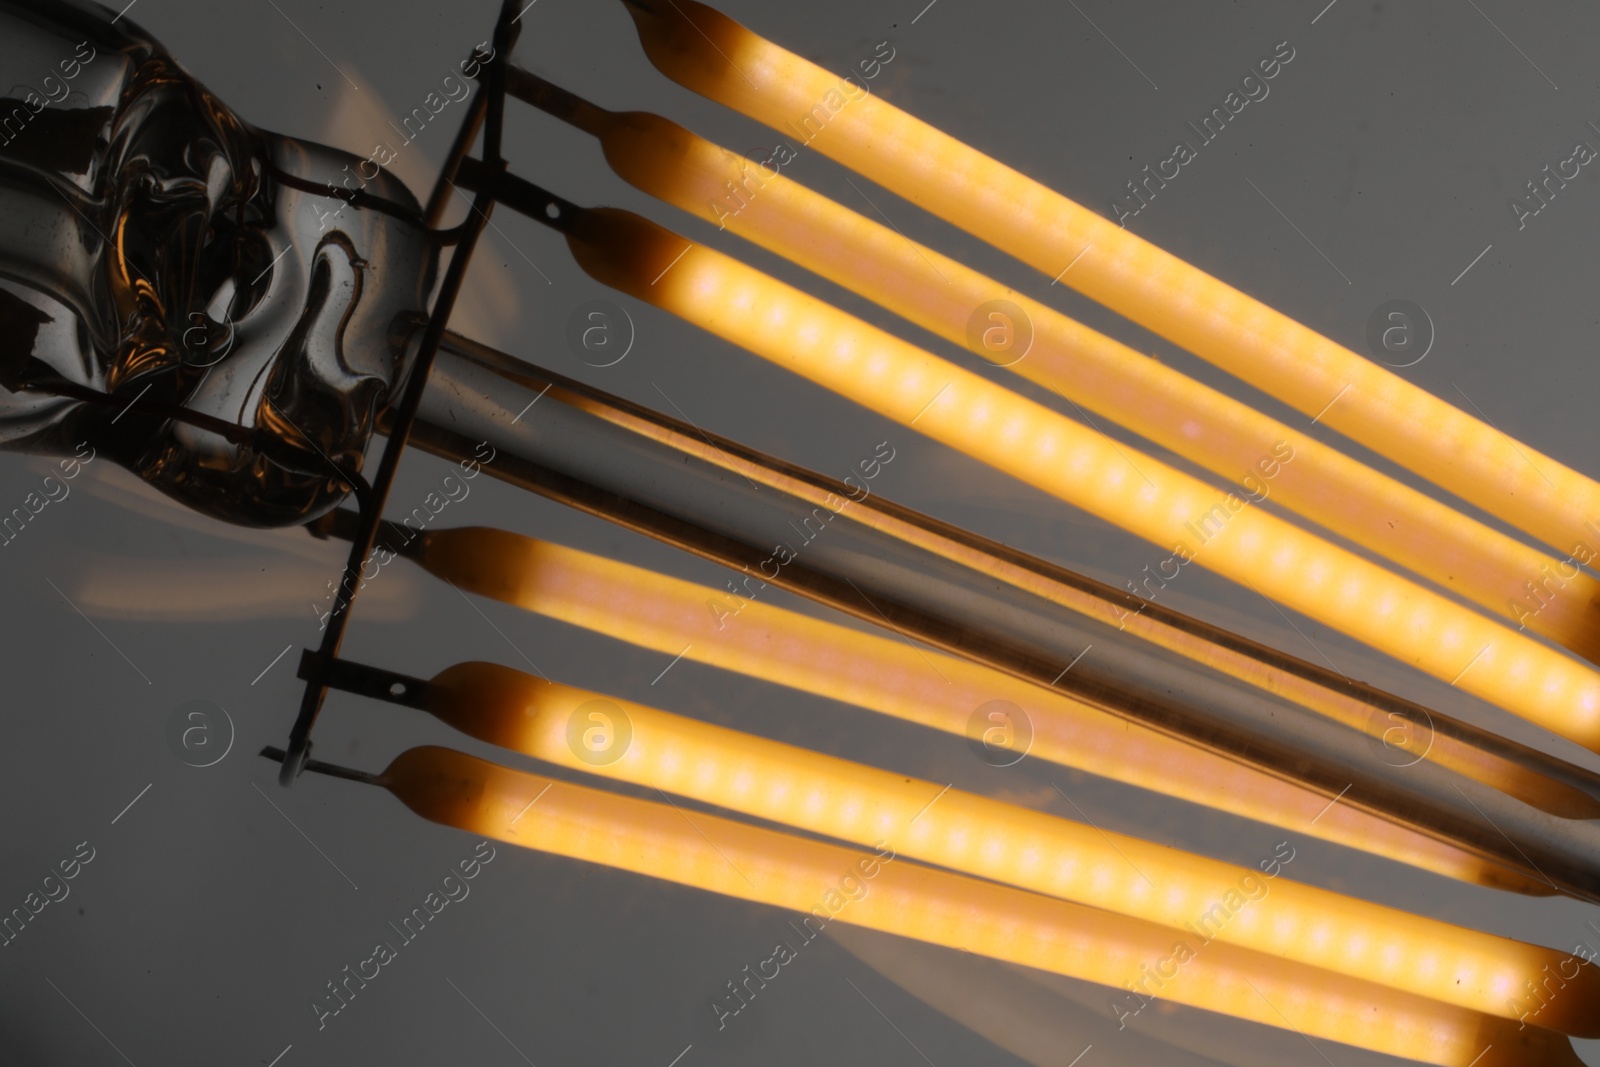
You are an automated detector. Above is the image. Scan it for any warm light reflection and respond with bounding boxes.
[561,101,1600,664]
[381,745,1584,1067]
[411,664,1600,1034]
[564,206,1600,755]
[413,523,1546,893]
[622,0,1600,572]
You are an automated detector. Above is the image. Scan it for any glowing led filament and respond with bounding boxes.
[563,206,1600,754]
[411,664,1600,1034]
[376,746,1582,1067]
[411,523,1549,893]
[622,0,1600,569]
[532,96,1600,663]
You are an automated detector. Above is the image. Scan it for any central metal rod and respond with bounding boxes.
[375,328,1600,902]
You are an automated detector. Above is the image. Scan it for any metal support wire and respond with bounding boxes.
[278,0,524,785]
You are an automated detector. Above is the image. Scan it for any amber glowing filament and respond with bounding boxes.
[410,523,1549,893]
[506,73,1600,664]
[370,745,1582,1067]
[562,206,1600,754]
[622,0,1600,570]
[409,662,1600,1034]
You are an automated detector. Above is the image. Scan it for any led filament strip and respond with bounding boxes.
[555,205,1600,753]
[391,662,1599,1033]
[401,523,1548,893]
[506,67,1600,665]
[309,745,1582,1067]
[620,0,1600,568]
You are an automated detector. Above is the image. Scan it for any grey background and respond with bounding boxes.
[3,0,1600,1064]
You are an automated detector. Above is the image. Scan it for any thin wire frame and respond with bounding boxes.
[277,0,522,784]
